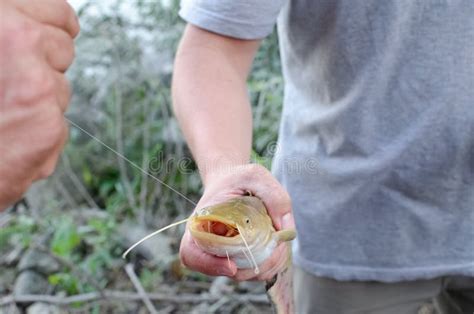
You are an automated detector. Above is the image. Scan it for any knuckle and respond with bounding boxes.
[243,164,268,180]
[69,42,76,63]
[33,70,56,95]
[267,185,292,209]
[59,1,80,36]
[38,163,56,179]
[48,113,66,142]
[58,1,70,17]
[14,69,56,104]
[280,190,292,206]
[251,164,267,175]
[179,251,189,268]
[9,180,31,202]
[38,110,66,151]
[232,273,248,282]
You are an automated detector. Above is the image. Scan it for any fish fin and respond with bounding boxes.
[274,229,296,243]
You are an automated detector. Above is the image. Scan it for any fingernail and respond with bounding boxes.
[281,213,295,229]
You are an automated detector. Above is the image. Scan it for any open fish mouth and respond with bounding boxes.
[192,216,240,237]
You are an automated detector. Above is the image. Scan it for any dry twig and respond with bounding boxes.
[0,290,269,306]
[61,154,99,209]
[124,264,158,314]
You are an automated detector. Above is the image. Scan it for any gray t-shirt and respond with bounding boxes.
[180,0,474,282]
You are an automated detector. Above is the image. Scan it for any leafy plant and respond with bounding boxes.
[51,218,81,257]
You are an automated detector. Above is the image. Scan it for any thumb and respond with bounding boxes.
[281,212,295,230]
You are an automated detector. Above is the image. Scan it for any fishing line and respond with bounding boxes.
[122,218,190,258]
[66,118,197,207]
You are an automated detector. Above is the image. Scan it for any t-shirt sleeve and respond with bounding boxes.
[179,0,286,40]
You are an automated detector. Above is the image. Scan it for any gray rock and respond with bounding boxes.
[0,246,25,267]
[0,267,16,294]
[209,276,233,296]
[417,303,436,314]
[18,249,61,275]
[0,304,21,314]
[238,281,266,294]
[13,271,50,296]
[27,303,62,314]
[119,223,173,264]
[190,301,211,314]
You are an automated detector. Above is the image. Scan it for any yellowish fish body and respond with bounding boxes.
[188,196,296,313]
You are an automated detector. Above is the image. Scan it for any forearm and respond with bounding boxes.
[172,26,259,186]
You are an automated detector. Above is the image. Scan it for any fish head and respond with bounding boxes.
[188,196,276,265]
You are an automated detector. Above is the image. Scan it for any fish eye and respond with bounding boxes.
[245,218,250,224]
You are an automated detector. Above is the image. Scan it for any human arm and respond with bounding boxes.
[172,25,294,281]
[172,24,257,185]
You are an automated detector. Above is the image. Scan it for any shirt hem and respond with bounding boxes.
[294,255,474,283]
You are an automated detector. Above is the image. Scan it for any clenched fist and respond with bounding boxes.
[0,0,79,209]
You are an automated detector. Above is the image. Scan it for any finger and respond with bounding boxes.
[180,232,237,277]
[259,187,292,230]
[53,72,71,113]
[281,212,296,230]
[35,118,68,180]
[43,25,75,72]
[242,165,293,230]
[13,0,80,37]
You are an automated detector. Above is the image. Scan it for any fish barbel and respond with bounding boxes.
[188,196,296,314]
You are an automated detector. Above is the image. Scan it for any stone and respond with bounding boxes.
[27,303,62,314]
[209,276,233,296]
[0,267,16,294]
[0,246,25,267]
[13,271,50,296]
[18,249,61,275]
[119,223,173,265]
[0,304,21,314]
[238,281,266,294]
[417,303,436,314]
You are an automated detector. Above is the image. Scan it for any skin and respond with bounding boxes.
[172,25,295,281]
[0,0,79,210]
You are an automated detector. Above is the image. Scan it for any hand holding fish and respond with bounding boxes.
[179,164,295,281]
[122,164,297,313]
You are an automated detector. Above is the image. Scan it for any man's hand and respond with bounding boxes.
[179,164,295,281]
[0,0,80,209]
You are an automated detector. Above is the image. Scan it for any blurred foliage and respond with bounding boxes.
[61,0,282,219]
[2,0,283,305]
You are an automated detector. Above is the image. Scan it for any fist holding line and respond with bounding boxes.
[0,0,79,209]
